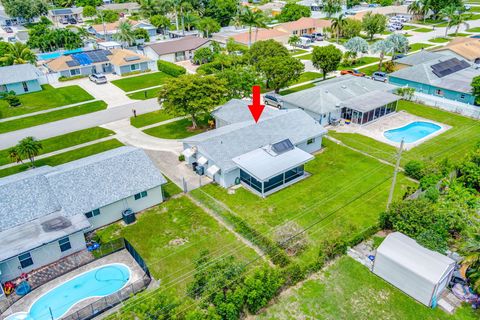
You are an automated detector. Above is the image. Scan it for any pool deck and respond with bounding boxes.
[329,111,451,151]
[1,250,146,319]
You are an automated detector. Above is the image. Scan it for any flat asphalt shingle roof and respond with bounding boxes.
[0,64,43,85]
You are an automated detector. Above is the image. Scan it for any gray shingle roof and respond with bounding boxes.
[341,90,400,112]
[212,99,280,125]
[183,109,327,172]
[281,75,397,115]
[0,64,43,85]
[146,36,210,56]
[394,51,445,66]
[0,147,166,232]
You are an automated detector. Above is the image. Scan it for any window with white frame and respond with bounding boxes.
[19,252,33,268]
[134,190,148,200]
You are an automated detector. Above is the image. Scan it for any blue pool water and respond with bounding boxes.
[384,121,441,143]
[6,264,130,320]
[36,48,84,60]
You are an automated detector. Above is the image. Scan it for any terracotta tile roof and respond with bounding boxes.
[108,48,152,66]
[352,5,409,20]
[91,19,132,34]
[274,17,331,32]
[46,55,72,72]
[146,36,210,56]
[434,37,480,62]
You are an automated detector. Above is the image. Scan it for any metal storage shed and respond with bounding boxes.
[373,232,455,307]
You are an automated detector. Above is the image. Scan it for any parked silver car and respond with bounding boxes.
[372,71,388,82]
[89,73,107,84]
[264,94,283,108]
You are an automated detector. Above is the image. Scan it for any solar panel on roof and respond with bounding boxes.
[272,139,294,155]
[66,60,79,67]
[431,58,470,78]
[72,53,93,65]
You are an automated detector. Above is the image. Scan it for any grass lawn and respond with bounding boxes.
[328,100,480,166]
[296,53,312,60]
[338,57,380,71]
[162,177,183,199]
[130,110,175,128]
[413,19,443,25]
[0,139,124,178]
[95,196,259,294]
[289,49,308,56]
[466,27,480,32]
[257,256,478,320]
[279,82,316,95]
[0,85,94,119]
[409,43,433,52]
[0,101,107,134]
[471,6,480,11]
[402,25,417,30]
[428,37,450,43]
[191,140,414,267]
[292,71,323,85]
[413,27,434,32]
[448,33,471,37]
[358,63,386,76]
[464,13,480,20]
[127,87,162,100]
[0,127,114,166]
[111,72,172,92]
[143,117,209,139]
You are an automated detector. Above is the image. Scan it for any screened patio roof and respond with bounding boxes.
[340,90,400,113]
[232,146,313,181]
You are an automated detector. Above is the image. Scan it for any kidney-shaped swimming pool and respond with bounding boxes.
[6,263,130,320]
[384,121,441,143]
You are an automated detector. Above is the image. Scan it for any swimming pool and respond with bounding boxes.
[6,263,130,320]
[36,48,84,60]
[384,121,441,143]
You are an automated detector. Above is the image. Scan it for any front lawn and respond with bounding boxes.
[428,37,450,43]
[293,71,323,84]
[337,56,380,70]
[130,110,175,128]
[0,127,114,166]
[409,43,433,52]
[402,25,417,30]
[0,139,124,178]
[0,101,107,134]
[447,33,471,37]
[279,82,315,95]
[329,100,480,166]
[358,63,386,76]
[0,84,94,119]
[413,27,434,32]
[95,195,259,294]
[257,256,478,320]
[191,140,414,267]
[289,49,308,56]
[296,53,312,60]
[111,72,172,92]
[127,87,162,100]
[466,27,480,32]
[143,117,210,139]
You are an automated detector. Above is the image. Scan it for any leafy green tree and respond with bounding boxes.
[344,36,368,60]
[204,0,238,27]
[386,33,409,60]
[472,76,480,105]
[82,5,97,18]
[322,0,342,18]
[150,14,171,34]
[158,74,228,128]
[244,267,284,313]
[28,25,82,52]
[226,38,247,54]
[278,3,311,22]
[311,45,342,79]
[133,28,150,43]
[245,39,289,66]
[259,55,304,93]
[13,136,43,168]
[440,5,458,37]
[2,0,47,21]
[408,0,423,21]
[0,42,36,65]
[139,0,161,18]
[461,226,480,291]
[288,35,301,51]
[193,47,214,64]
[114,21,135,46]
[362,12,387,40]
[342,18,362,39]
[183,12,199,31]
[97,10,119,23]
[196,17,221,38]
[217,65,263,99]
[370,39,393,71]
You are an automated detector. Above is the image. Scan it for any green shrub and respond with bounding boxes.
[157,60,187,77]
[4,93,21,107]
[121,69,150,77]
[59,75,87,82]
[281,262,306,286]
[244,267,284,313]
[416,229,448,253]
[404,160,425,180]
[419,173,441,190]
[178,154,185,161]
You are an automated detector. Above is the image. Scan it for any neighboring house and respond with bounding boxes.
[433,37,480,65]
[0,64,43,95]
[389,55,480,105]
[144,36,211,62]
[281,75,400,125]
[274,17,331,37]
[0,147,167,283]
[297,0,323,11]
[98,2,140,14]
[48,7,83,25]
[88,19,156,41]
[182,104,327,197]
[45,48,156,78]
[229,28,290,46]
[373,232,455,308]
[98,41,122,50]
[254,2,285,16]
[0,8,15,26]
[353,5,410,20]
[393,50,446,70]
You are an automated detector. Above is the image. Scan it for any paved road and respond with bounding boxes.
[0,99,160,149]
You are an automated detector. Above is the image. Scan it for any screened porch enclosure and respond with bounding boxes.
[341,101,397,125]
[239,165,305,196]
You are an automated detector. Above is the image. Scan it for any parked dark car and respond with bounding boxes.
[68,18,77,24]
[3,26,13,33]
[393,54,406,60]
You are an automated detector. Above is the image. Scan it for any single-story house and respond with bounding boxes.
[373,232,455,307]
[211,99,279,128]
[0,147,167,283]
[229,28,290,46]
[144,36,211,62]
[297,0,323,12]
[254,2,285,16]
[353,5,410,20]
[182,104,327,197]
[393,50,446,70]
[48,7,83,25]
[281,75,401,125]
[433,37,480,65]
[0,64,43,95]
[98,2,140,14]
[45,48,156,78]
[88,19,156,41]
[389,55,480,105]
[274,17,331,37]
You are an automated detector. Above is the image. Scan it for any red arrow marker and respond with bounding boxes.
[248,85,265,123]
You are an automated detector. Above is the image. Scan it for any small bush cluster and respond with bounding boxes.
[157,60,187,77]
[59,75,87,82]
[0,91,21,107]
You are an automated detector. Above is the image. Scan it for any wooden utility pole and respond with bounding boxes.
[387,139,404,210]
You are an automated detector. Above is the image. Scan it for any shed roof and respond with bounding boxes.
[0,64,43,85]
[146,36,210,56]
[376,232,455,284]
[212,99,279,125]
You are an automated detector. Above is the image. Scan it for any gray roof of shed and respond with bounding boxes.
[281,75,397,115]
[0,64,43,85]
[212,99,279,125]
[183,109,327,172]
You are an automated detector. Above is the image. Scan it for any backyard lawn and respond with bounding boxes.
[0,127,114,166]
[328,100,480,166]
[0,139,124,178]
[191,140,414,267]
[111,72,172,92]
[143,118,210,139]
[127,87,162,100]
[0,101,107,134]
[257,256,478,320]
[130,110,175,128]
[95,195,259,294]
[0,84,94,119]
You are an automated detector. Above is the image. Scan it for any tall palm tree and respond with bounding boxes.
[240,7,266,48]
[450,14,469,36]
[407,0,422,21]
[331,14,346,43]
[420,0,433,23]
[288,35,301,52]
[183,12,198,31]
[114,21,135,47]
[15,136,42,168]
[440,5,459,37]
[140,0,160,18]
[370,39,393,71]
[0,42,36,65]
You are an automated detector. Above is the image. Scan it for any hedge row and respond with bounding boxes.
[157,60,187,77]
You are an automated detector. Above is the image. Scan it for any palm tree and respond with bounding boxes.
[183,12,198,31]
[370,39,393,71]
[420,0,433,23]
[15,136,42,168]
[140,0,160,18]
[386,33,409,61]
[0,42,36,65]
[450,14,469,36]
[461,227,480,291]
[331,14,346,43]
[196,17,220,38]
[440,5,458,37]
[240,7,266,48]
[288,35,301,52]
[8,147,23,164]
[114,21,135,47]
[407,1,422,21]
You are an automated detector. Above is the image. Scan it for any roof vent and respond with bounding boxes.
[341,85,347,89]
[41,217,72,232]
